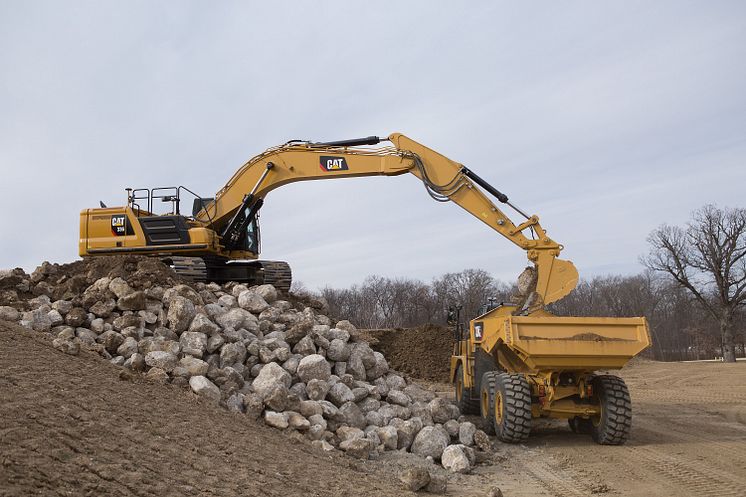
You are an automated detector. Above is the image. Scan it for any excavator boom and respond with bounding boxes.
[79,132,578,303]
[192,133,578,305]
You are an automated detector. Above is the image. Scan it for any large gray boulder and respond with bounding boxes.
[116,336,139,359]
[180,331,208,358]
[338,401,366,429]
[89,299,116,318]
[252,362,292,398]
[296,354,331,383]
[220,342,247,368]
[327,382,354,407]
[237,290,269,314]
[22,309,52,332]
[292,335,316,356]
[98,330,125,355]
[339,438,371,459]
[326,339,350,362]
[399,467,430,492]
[188,313,219,335]
[163,284,203,306]
[387,390,411,407]
[377,425,398,450]
[441,444,475,473]
[216,308,257,331]
[346,349,367,381]
[264,411,289,429]
[189,375,221,404]
[459,421,477,446]
[366,352,389,380]
[179,356,209,377]
[306,378,330,401]
[411,426,450,460]
[167,296,195,333]
[117,291,146,311]
[254,284,278,303]
[144,351,178,372]
[108,277,133,299]
[429,397,459,424]
[0,306,20,321]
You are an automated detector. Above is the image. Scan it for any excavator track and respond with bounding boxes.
[258,260,293,293]
[170,256,208,281]
[168,256,292,293]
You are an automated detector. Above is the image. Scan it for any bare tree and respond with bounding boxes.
[643,205,746,362]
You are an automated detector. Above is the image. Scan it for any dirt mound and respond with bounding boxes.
[0,321,404,497]
[366,324,454,382]
[1,256,182,306]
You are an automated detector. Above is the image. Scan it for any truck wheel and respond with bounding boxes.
[590,375,632,445]
[455,364,480,415]
[480,371,499,435]
[491,373,532,443]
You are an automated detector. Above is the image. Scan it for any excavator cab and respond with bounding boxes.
[244,215,260,254]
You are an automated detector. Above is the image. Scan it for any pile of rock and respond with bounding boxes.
[0,263,489,475]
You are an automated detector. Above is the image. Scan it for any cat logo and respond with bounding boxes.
[319,156,349,172]
[111,215,127,236]
[473,322,484,341]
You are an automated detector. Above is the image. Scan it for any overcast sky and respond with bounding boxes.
[1,1,745,289]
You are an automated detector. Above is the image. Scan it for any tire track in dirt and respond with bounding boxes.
[522,460,591,497]
[621,444,744,497]
[635,416,746,463]
[538,361,746,497]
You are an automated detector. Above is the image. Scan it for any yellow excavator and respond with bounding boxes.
[80,133,649,444]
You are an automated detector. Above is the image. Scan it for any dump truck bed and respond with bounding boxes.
[499,315,650,371]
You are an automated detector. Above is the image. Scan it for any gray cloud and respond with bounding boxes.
[1,1,744,289]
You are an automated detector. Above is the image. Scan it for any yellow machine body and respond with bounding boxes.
[79,206,220,257]
[78,133,578,297]
[79,131,646,443]
[451,304,650,420]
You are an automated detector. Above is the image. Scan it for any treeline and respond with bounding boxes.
[312,269,745,362]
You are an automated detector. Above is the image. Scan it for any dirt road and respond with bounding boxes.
[446,359,746,497]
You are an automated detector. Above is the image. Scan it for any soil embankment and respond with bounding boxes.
[366,324,454,382]
[0,321,404,497]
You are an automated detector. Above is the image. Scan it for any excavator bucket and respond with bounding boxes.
[535,255,579,306]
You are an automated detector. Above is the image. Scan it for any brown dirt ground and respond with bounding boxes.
[437,358,746,497]
[0,321,408,497]
[365,325,453,382]
[4,315,746,497]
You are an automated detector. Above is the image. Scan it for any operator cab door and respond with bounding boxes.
[246,215,260,255]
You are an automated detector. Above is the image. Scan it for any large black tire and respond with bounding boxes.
[490,373,532,443]
[480,371,499,435]
[590,375,632,445]
[455,364,480,415]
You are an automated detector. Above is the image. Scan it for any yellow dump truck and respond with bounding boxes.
[451,304,650,445]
